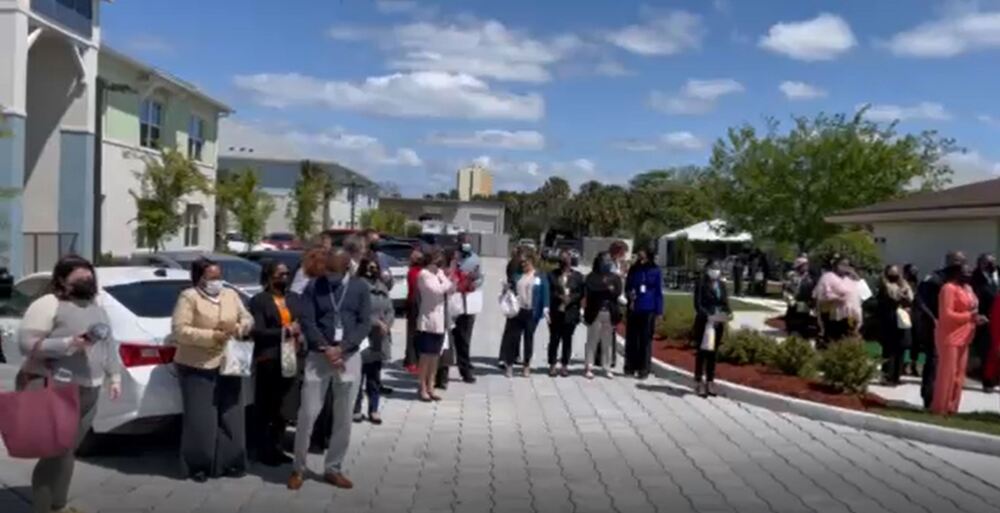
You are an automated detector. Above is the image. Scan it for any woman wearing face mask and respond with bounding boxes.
[583,252,623,380]
[931,264,988,415]
[624,247,663,379]
[877,265,914,386]
[692,260,732,397]
[17,255,122,513]
[248,260,298,466]
[172,258,253,482]
[500,251,550,378]
[354,258,395,424]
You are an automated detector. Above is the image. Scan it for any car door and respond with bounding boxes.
[0,275,53,366]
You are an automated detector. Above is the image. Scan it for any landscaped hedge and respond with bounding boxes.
[817,338,880,394]
[719,328,776,365]
[657,305,695,341]
[768,336,818,378]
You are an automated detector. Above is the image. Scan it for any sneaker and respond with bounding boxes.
[287,472,305,491]
[324,472,354,489]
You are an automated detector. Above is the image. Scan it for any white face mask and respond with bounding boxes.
[460,243,473,253]
[202,279,224,297]
[707,269,721,281]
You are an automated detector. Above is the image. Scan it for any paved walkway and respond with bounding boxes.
[3,258,1000,513]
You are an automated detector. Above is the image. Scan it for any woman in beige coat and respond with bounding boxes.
[172,258,253,482]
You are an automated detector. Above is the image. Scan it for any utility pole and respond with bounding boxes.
[348,180,358,229]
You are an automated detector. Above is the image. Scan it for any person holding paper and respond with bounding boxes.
[289,249,372,490]
[692,260,732,398]
[248,260,299,466]
[171,258,253,482]
[438,235,484,386]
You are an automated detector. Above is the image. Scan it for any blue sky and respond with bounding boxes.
[102,0,1000,194]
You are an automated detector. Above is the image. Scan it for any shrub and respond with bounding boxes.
[718,328,776,365]
[817,338,879,394]
[768,336,818,378]
[657,307,695,341]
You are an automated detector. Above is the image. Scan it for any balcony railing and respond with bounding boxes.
[31,0,93,38]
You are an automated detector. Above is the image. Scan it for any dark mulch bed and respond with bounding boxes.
[651,338,887,412]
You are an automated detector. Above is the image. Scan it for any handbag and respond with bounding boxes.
[700,322,717,351]
[499,290,519,319]
[896,308,912,330]
[220,339,254,377]
[0,338,81,459]
[280,329,298,378]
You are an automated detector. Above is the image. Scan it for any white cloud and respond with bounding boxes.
[470,155,599,191]
[329,18,583,83]
[218,119,423,173]
[606,9,704,56]
[427,130,545,150]
[233,71,544,121]
[616,132,707,152]
[594,59,633,77]
[887,9,1000,57]
[941,151,1000,185]
[980,114,1000,127]
[648,79,745,115]
[860,102,953,122]
[779,81,828,101]
[759,13,857,61]
[713,0,731,15]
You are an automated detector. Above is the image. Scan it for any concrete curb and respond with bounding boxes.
[614,336,1000,457]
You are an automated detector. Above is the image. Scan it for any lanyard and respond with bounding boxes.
[328,275,351,316]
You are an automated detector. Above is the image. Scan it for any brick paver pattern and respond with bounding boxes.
[2,258,1000,513]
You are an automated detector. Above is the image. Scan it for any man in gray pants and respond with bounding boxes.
[288,249,372,490]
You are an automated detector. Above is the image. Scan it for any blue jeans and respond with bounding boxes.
[353,361,382,415]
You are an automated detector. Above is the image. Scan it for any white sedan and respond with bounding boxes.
[0,267,250,435]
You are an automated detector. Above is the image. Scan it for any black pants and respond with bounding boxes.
[733,270,743,297]
[177,365,247,478]
[354,361,382,415]
[404,306,418,367]
[881,329,911,384]
[501,308,537,366]
[695,350,718,383]
[253,359,295,460]
[449,314,476,378]
[547,311,576,366]
[625,311,656,376]
[921,342,938,409]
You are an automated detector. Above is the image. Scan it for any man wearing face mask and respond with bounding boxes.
[971,253,998,389]
[437,234,483,387]
[289,249,372,491]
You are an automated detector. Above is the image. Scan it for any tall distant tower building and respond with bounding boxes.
[457,164,493,201]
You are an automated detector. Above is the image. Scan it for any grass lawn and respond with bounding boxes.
[664,293,778,313]
[876,408,1000,437]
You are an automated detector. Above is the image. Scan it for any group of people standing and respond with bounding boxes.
[494,241,664,381]
[781,249,1000,415]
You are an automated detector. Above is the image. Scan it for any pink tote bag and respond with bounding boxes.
[0,337,81,459]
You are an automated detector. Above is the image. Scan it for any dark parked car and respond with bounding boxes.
[240,250,303,276]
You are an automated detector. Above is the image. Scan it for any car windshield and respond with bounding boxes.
[173,258,262,285]
[267,233,294,241]
[104,280,191,318]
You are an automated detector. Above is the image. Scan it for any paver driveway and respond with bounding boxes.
[3,258,1000,513]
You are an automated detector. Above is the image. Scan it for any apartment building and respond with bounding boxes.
[0,0,230,274]
[457,164,493,201]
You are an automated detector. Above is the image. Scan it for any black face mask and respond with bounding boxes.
[68,279,97,301]
[886,275,900,283]
[272,280,288,293]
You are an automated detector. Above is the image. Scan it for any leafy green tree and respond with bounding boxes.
[812,230,882,273]
[628,167,714,248]
[130,148,212,251]
[529,177,572,245]
[710,110,955,253]
[568,181,629,237]
[360,208,407,236]
[286,160,326,240]
[216,168,275,248]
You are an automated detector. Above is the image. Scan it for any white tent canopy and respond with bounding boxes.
[662,219,752,243]
[657,219,752,267]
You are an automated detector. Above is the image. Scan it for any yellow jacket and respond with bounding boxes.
[171,288,253,369]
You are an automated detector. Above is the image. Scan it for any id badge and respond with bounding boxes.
[640,285,647,294]
[534,277,542,286]
[334,321,344,343]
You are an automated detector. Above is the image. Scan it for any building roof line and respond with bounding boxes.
[100,46,233,113]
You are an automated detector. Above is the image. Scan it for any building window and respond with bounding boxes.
[187,116,205,161]
[140,99,163,149]
[183,205,202,247]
